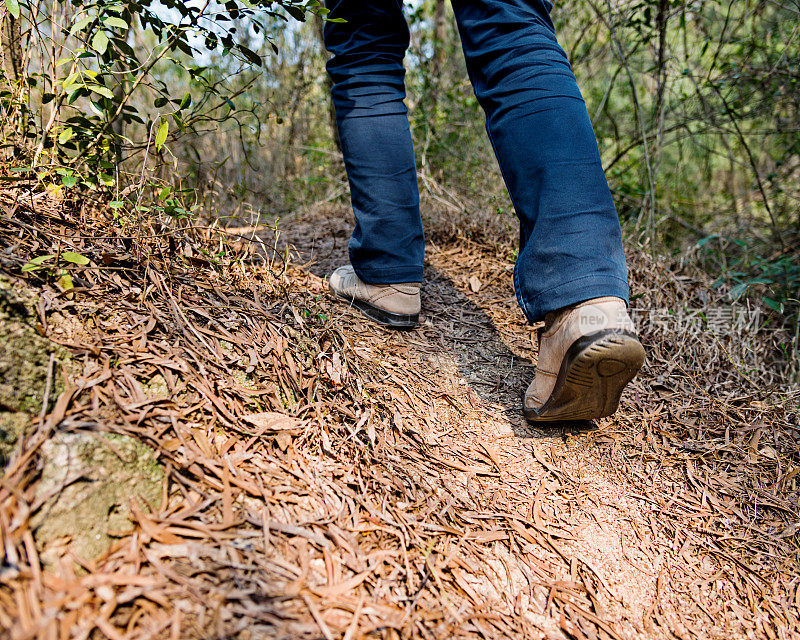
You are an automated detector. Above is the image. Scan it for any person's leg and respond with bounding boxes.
[452,0,642,420]
[323,0,424,285]
[451,0,629,323]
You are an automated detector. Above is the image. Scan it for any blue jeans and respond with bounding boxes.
[323,0,629,322]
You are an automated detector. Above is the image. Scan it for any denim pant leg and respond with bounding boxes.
[323,0,425,284]
[452,0,630,322]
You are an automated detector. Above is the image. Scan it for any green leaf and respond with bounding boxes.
[763,297,783,313]
[111,36,134,58]
[99,173,114,186]
[103,16,128,30]
[21,255,55,272]
[159,186,171,201]
[696,234,719,249]
[92,30,109,54]
[237,43,262,66]
[175,38,193,56]
[57,272,74,291]
[61,174,77,188]
[70,16,93,35]
[62,251,90,266]
[62,72,81,91]
[88,99,105,117]
[109,200,124,209]
[155,119,168,149]
[154,96,168,108]
[729,282,749,300]
[89,84,114,99]
[4,0,20,20]
[58,127,74,144]
[284,4,306,21]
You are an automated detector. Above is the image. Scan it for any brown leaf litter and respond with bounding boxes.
[0,187,798,639]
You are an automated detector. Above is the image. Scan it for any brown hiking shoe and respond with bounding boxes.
[329,265,421,329]
[524,297,645,422]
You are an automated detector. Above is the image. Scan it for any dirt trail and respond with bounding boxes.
[278,206,799,640]
[2,194,797,640]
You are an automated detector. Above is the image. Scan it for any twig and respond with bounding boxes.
[38,353,55,423]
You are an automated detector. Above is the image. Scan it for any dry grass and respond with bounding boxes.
[0,185,798,640]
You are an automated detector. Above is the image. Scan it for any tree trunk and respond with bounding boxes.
[111,24,132,166]
[1,5,22,154]
[0,6,22,85]
[431,0,448,81]
[315,15,340,154]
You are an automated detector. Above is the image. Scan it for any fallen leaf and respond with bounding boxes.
[241,412,300,431]
[275,432,292,452]
[57,272,74,291]
[479,441,501,468]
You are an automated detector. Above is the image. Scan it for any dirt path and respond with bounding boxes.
[278,206,800,640]
[3,195,797,639]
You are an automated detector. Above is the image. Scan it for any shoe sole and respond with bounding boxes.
[330,287,419,330]
[524,329,645,422]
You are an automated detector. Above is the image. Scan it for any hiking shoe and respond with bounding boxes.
[524,297,644,422]
[329,265,420,329]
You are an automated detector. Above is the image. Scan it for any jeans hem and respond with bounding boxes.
[519,274,630,323]
[351,262,424,284]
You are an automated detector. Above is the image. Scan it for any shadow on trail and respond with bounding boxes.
[420,265,596,441]
[276,213,595,441]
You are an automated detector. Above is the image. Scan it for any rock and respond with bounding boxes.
[0,274,68,466]
[32,432,164,566]
[144,373,170,400]
[0,412,30,464]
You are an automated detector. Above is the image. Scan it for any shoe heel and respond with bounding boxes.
[526,329,644,422]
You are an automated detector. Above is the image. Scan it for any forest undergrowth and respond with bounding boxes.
[0,177,798,639]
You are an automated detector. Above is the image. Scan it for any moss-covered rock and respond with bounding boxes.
[0,274,68,465]
[0,412,30,463]
[32,432,164,566]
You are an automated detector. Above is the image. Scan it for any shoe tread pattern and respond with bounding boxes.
[526,329,644,423]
